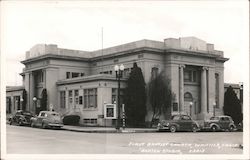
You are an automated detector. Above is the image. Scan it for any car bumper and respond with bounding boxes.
[157,126,170,130]
[48,123,63,127]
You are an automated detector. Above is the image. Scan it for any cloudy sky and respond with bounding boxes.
[1,0,249,86]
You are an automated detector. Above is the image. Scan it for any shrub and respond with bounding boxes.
[63,115,80,125]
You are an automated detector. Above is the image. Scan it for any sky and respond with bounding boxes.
[1,0,249,86]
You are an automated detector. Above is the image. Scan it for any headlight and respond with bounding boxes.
[166,123,169,126]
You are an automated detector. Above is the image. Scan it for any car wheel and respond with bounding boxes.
[170,126,177,133]
[229,125,235,132]
[211,125,218,132]
[42,123,46,129]
[31,122,35,128]
[192,126,198,132]
[18,120,23,126]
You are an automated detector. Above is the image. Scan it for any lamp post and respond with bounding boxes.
[33,97,37,114]
[114,64,124,130]
[20,98,24,110]
[213,102,216,116]
[189,102,193,117]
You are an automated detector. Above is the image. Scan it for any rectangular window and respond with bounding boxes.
[111,88,124,104]
[69,90,73,104]
[72,72,80,78]
[83,88,97,108]
[184,70,192,82]
[60,91,66,108]
[79,96,83,105]
[80,73,85,77]
[172,102,178,112]
[66,72,71,79]
[124,68,130,77]
[83,119,97,124]
[74,90,79,104]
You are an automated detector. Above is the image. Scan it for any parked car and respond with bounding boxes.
[157,114,200,132]
[202,115,236,132]
[9,110,34,126]
[30,111,63,129]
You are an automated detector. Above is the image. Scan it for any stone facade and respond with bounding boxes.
[11,36,229,126]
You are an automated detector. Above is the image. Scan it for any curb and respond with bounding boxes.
[62,127,158,133]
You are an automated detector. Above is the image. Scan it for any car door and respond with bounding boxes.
[181,115,192,131]
[36,112,46,127]
[219,117,228,129]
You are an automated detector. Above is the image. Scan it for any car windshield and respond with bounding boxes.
[210,117,219,120]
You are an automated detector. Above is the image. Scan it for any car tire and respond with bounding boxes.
[229,125,235,132]
[192,126,198,132]
[211,125,218,132]
[18,120,23,126]
[31,122,35,128]
[170,126,177,133]
[42,123,46,129]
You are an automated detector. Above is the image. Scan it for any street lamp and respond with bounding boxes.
[20,98,24,110]
[114,64,124,130]
[213,102,216,116]
[33,97,37,114]
[189,102,193,117]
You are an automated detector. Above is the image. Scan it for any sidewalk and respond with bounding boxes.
[62,125,158,133]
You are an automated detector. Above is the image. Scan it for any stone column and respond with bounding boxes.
[179,65,185,113]
[201,67,208,116]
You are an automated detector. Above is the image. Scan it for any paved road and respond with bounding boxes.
[6,125,243,154]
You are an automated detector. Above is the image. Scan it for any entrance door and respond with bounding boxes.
[184,92,193,117]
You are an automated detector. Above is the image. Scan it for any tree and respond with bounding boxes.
[223,86,242,125]
[22,89,27,111]
[40,88,47,112]
[148,72,174,126]
[124,62,147,127]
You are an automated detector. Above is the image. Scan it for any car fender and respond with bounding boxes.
[169,123,180,130]
[209,123,220,130]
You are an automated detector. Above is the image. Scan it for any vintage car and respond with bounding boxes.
[157,114,200,132]
[9,110,34,126]
[202,115,236,132]
[30,111,63,129]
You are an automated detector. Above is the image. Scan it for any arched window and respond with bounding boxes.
[184,92,193,102]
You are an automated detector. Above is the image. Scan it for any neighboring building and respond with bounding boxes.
[6,86,25,114]
[7,36,229,126]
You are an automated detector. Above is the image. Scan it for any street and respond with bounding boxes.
[6,125,243,154]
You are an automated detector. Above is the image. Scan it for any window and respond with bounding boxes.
[182,115,191,120]
[36,72,44,83]
[184,70,197,82]
[74,90,79,104]
[124,68,130,77]
[66,72,71,79]
[80,73,85,77]
[172,115,180,120]
[112,88,124,104]
[79,96,83,105]
[72,72,80,78]
[83,119,97,124]
[184,92,193,101]
[83,88,97,108]
[151,67,159,79]
[60,91,66,108]
[172,102,178,112]
[69,90,73,104]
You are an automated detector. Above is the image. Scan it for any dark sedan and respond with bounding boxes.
[157,114,200,132]
[9,110,34,126]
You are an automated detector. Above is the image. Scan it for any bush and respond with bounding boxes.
[63,115,80,125]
